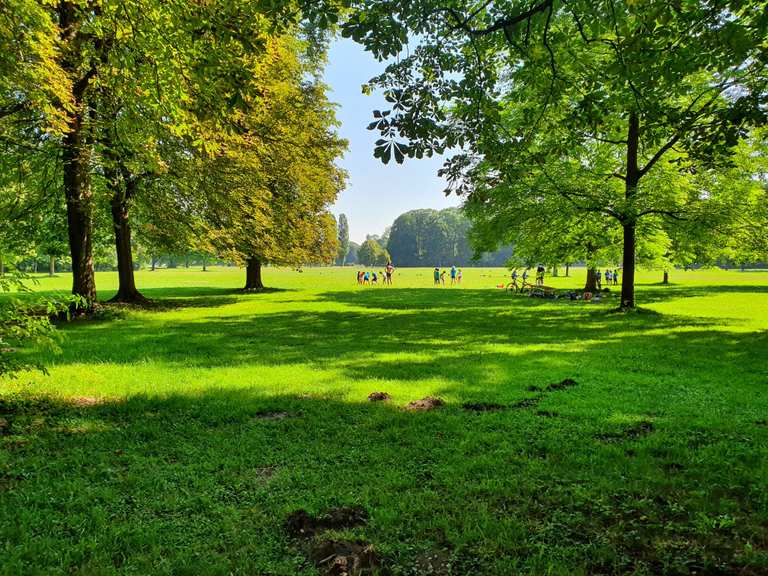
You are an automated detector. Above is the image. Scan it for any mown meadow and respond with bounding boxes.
[1,267,767,575]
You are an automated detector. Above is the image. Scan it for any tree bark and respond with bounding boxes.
[565,263,570,277]
[202,256,207,272]
[663,270,669,284]
[244,258,264,290]
[49,256,56,276]
[59,1,97,305]
[151,257,156,271]
[0,254,4,276]
[108,186,147,304]
[584,267,598,292]
[620,112,640,309]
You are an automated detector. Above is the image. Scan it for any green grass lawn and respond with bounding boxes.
[1,266,767,575]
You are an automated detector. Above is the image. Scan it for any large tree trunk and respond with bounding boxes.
[109,189,147,304]
[59,2,97,305]
[584,267,598,292]
[620,112,640,309]
[244,258,264,290]
[49,256,56,276]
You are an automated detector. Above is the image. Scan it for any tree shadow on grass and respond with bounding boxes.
[1,388,765,575]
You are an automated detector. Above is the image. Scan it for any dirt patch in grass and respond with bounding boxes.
[512,397,541,409]
[535,410,558,418]
[461,402,506,412]
[411,549,452,575]
[546,378,578,391]
[286,506,378,575]
[405,397,445,411]
[69,396,105,407]
[367,392,391,402]
[285,506,369,539]
[308,539,380,576]
[253,411,296,421]
[596,421,654,442]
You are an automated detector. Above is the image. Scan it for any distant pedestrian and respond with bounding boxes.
[440,269,447,286]
[386,262,395,285]
[357,270,364,285]
[457,269,462,284]
[450,265,457,285]
[522,268,529,286]
[596,270,602,290]
[433,267,440,286]
[372,272,378,284]
[364,271,370,285]
[536,265,545,286]
[605,269,611,286]
[613,269,619,285]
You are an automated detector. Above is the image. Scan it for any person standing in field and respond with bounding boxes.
[450,265,457,285]
[364,271,370,285]
[536,265,545,286]
[440,269,447,286]
[522,268,529,287]
[357,270,364,285]
[386,262,394,285]
[605,269,611,286]
[457,269,462,284]
[613,269,619,285]
[433,267,440,286]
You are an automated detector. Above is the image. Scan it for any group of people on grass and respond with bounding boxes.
[357,262,395,285]
[508,265,621,292]
[433,265,462,286]
[596,268,620,289]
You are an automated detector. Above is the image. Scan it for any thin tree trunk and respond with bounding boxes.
[49,256,56,276]
[185,254,189,268]
[584,267,598,292]
[0,254,4,276]
[620,112,640,309]
[59,2,97,306]
[565,263,570,277]
[151,257,156,271]
[244,257,264,290]
[663,270,669,284]
[202,256,207,272]
[108,184,148,304]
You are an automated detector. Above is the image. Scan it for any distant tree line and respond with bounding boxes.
[335,208,511,267]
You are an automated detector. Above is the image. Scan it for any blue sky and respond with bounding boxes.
[324,38,460,244]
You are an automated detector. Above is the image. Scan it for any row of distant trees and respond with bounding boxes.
[335,208,512,267]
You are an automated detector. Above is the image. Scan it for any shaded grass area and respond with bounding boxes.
[1,268,768,575]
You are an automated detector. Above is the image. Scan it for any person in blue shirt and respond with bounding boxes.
[450,265,457,285]
[363,271,370,284]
